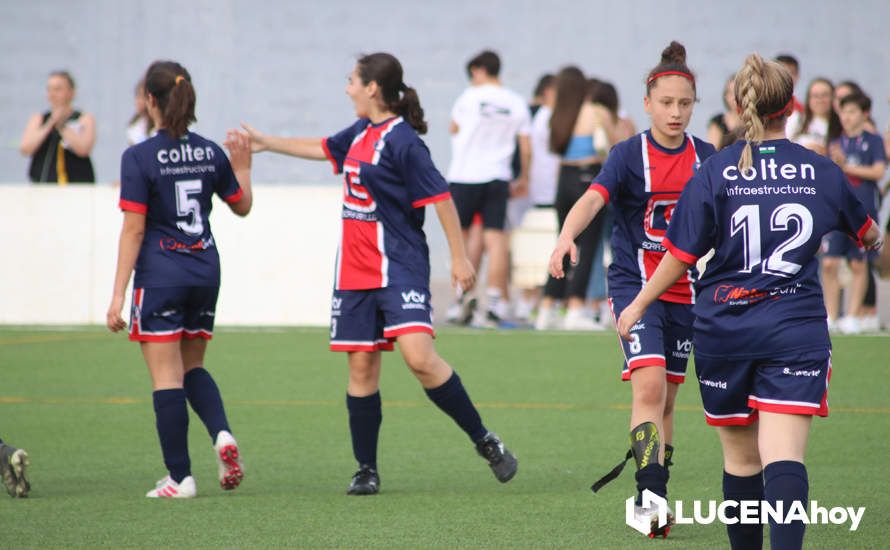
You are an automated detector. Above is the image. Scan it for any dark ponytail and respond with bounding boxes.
[144,60,196,139]
[357,53,428,134]
[646,40,696,95]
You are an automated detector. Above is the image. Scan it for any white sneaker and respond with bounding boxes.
[827,317,839,333]
[838,316,862,335]
[514,299,534,322]
[534,306,560,330]
[633,502,675,538]
[213,430,244,490]
[146,475,196,498]
[860,315,881,332]
[562,309,605,331]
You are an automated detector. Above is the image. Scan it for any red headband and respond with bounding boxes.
[647,70,694,86]
[764,98,794,119]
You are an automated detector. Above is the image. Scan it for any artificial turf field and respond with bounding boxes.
[1,327,888,549]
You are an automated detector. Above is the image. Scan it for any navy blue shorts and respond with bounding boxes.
[694,348,831,426]
[608,295,694,384]
[329,286,435,352]
[449,181,509,230]
[129,286,218,342]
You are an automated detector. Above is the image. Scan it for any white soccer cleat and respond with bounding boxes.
[633,502,675,539]
[213,430,244,490]
[146,475,196,498]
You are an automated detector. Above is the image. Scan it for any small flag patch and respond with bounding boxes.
[759,146,776,154]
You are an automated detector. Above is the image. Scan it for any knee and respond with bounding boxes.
[633,379,665,409]
[821,258,840,276]
[349,356,379,385]
[403,349,440,378]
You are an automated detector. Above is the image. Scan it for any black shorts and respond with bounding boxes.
[449,180,509,230]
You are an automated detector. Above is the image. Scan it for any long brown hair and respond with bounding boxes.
[796,77,842,144]
[144,61,196,139]
[357,53,427,134]
[549,66,587,155]
[733,53,794,171]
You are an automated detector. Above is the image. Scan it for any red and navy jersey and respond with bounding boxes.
[322,117,451,290]
[119,130,243,288]
[665,138,875,358]
[831,131,885,217]
[589,130,716,303]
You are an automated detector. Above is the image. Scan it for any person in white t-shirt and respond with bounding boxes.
[447,50,532,327]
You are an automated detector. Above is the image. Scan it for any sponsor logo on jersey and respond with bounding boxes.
[160,236,215,252]
[722,159,816,182]
[156,143,215,164]
[714,284,768,306]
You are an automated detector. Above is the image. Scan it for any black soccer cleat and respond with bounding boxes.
[475,432,517,483]
[0,443,30,498]
[346,465,380,496]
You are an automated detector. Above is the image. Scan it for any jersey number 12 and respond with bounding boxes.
[730,203,813,277]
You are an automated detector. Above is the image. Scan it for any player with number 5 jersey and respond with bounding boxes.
[617,54,881,550]
[549,41,714,538]
[107,61,253,499]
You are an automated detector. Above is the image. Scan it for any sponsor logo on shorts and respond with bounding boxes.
[782,368,821,377]
[699,377,728,390]
[401,290,428,310]
[672,338,692,359]
[630,322,646,331]
[331,297,342,316]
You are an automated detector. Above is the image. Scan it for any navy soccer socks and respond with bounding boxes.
[424,372,487,442]
[724,470,765,549]
[183,367,231,441]
[346,392,382,469]
[764,460,808,550]
[152,389,191,483]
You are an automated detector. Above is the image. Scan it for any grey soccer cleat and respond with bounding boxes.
[0,444,30,498]
[475,432,517,483]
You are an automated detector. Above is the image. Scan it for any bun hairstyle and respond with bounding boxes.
[357,52,427,134]
[646,41,696,95]
[733,53,794,171]
[144,61,196,139]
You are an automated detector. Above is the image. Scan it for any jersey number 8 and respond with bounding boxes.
[730,203,813,278]
[175,179,204,237]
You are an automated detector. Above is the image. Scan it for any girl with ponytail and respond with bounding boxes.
[617,53,881,549]
[548,41,716,538]
[241,52,518,495]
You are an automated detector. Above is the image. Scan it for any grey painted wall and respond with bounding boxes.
[3,0,889,184]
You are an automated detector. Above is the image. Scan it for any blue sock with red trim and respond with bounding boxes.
[346,392,382,469]
[724,470,764,550]
[152,389,191,483]
[183,367,231,442]
[424,372,487,442]
[764,461,808,550]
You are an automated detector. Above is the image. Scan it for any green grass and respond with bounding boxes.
[1,327,888,548]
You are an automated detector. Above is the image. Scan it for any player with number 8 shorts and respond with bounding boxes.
[616,53,881,549]
[107,61,253,498]
[548,41,716,538]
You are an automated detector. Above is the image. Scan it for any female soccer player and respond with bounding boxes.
[241,52,517,495]
[617,54,881,550]
[548,41,715,537]
[107,61,254,498]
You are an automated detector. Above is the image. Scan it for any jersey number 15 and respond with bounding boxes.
[730,203,813,278]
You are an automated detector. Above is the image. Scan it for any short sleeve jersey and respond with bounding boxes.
[322,117,451,291]
[830,131,886,216]
[589,130,716,303]
[665,139,874,358]
[119,130,243,288]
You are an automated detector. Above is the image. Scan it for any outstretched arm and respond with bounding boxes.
[616,252,692,340]
[241,123,326,160]
[434,198,476,292]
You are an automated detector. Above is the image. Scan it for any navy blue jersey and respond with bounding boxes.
[589,131,716,303]
[832,130,886,217]
[665,139,874,358]
[322,117,451,290]
[119,130,243,288]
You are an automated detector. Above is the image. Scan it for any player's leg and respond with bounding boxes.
[131,287,195,498]
[480,180,512,325]
[750,349,829,550]
[716,424,764,550]
[178,286,243,489]
[844,257,867,331]
[819,234,845,328]
[447,183,484,325]
[660,302,695,476]
[345,350,383,495]
[0,437,30,498]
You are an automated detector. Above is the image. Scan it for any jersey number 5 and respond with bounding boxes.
[175,179,204,237]
[730,203,813,277]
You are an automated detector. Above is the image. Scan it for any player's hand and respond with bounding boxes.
[106,295,127,333]
[548,235,577,278]
[617,301,644,341]
[224,130,252,171]
[510,176,529,198]
[829,143,845,166]
[240,123,269,153]
[451,256,476,292]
